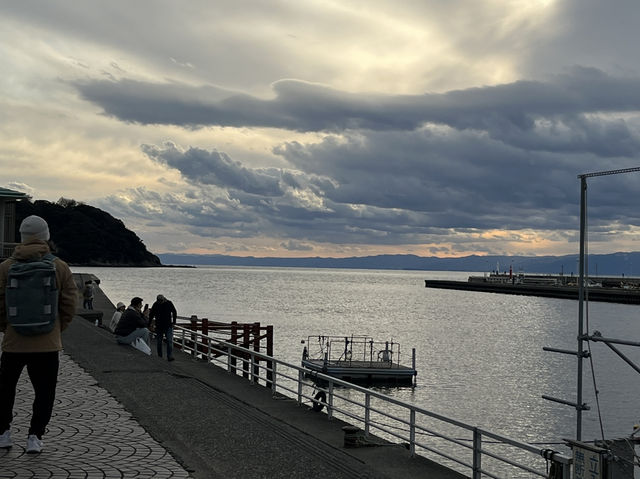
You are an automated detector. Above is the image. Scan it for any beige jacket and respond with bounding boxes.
[0,240,78,352]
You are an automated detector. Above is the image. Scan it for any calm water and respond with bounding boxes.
[73,266,640,448]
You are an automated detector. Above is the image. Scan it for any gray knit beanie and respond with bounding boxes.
[19,215,50,242]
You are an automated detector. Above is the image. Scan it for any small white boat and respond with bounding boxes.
[301,335,417,386]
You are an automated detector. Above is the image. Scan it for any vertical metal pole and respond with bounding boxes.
[297,370,303,405]
[230,321,238,374]
[242,324,250,379]
[409,409,416,456]
[472,427,482,479]
[364,393,371,436]
[271,362,277,396]
[328,382,334,420]
[190,316,198,357]
[577,176,586,441]
[250,352,256,384]
[252,322,260,383]
[412,348,416,386]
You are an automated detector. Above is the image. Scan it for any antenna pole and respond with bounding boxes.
[576,176,587,441]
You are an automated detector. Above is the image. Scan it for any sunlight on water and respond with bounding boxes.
[73,266,640,451]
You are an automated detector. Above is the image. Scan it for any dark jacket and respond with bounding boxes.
[114,306,148,337]
[149,299,177,330]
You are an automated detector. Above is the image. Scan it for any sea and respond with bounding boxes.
[72,266,640,453]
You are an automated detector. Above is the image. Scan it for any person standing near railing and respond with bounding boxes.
[149,294,177,362]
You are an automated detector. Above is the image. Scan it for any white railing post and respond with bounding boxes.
[250,353,256,384]
[409,409,416,456]
[271,362,277,395]
[297,370,304,405]
[472,427,482,479]
[364,393,371,436]
[327,381,334,420]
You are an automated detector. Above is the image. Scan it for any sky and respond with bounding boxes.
[2,0,640,258]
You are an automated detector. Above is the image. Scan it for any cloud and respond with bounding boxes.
[280,240,313,252]
[75,68,640,160]
[94,130,639,257]
[142,143,284,196]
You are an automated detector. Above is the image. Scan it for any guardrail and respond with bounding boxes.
[172,324,572,478]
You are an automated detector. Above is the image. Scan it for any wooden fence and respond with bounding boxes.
[175,315,274,385]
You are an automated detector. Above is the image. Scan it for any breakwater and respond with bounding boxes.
[424,279,640,304]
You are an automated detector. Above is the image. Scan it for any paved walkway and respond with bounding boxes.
[0,336,191,478]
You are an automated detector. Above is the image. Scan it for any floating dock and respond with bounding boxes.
[302,358,417,385]
[302,335,417,386]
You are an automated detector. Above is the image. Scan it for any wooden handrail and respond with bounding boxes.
[173,315,274,386]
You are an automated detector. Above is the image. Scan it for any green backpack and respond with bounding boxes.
[5,253,59,335]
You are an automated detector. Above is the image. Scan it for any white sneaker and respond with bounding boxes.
[26,434,43,454]
[0,430,11,449]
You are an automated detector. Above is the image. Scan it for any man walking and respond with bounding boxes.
[0,215,78,453]
[149,294,177,361]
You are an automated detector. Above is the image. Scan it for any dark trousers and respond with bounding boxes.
[155,326,174,358]
[0,351,59,438]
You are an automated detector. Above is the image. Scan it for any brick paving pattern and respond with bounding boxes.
[0,346,192,478]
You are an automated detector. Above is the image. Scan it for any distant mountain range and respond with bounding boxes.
[157,252,640,276]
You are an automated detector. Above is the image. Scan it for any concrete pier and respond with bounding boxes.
[425,279,640,304]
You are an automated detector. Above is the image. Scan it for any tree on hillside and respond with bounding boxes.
[15,199,161,266]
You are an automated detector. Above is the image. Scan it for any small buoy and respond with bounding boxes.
[94,319,99,326]
[312,391,326,412]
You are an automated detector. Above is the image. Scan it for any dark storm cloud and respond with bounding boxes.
[119,143,459,246]
[76,68,640,157]
[142,143,283,196]
[134,121,640,251]
[275,128,579,229]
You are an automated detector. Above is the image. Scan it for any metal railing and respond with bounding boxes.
[172,324,572,478]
